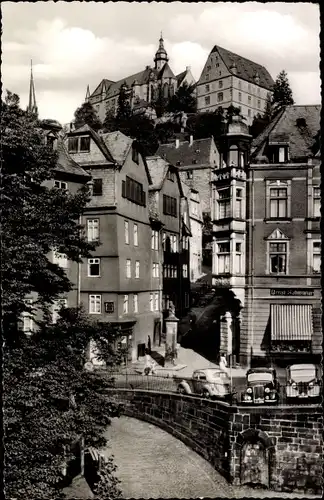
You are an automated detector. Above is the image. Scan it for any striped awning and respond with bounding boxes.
[270,304,313,341]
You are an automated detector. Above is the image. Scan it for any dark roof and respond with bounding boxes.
[211,45,274,90]
[176,70,187,85]
[55,141,90,179]
[247,367,275,374]
[156,137,214,168]
[252,105,321,161]
[158,62,176,79]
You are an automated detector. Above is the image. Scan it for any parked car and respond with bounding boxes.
[176,368,232,400]
[286,364,321,401]
[241,367,279,405]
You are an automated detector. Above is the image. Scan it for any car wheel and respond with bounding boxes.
[202,389,210,399]
[177,385,186,394]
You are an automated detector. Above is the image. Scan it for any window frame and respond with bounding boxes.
[266,180,291,220]
[268,241,288,275]
[124,220,129,245]
[80,136,91,152]
[92,178,103,196]
[235,187,243,219]
[217,241,231,274]
[311,240,321,274]
[135,260,140,278]
[205,96,210,106]
[182,264,188,278]
[163,195,177,217]
[151,230,159,250]
[217,187,231,219]
[234,241,243,274]
[133,223,138,246]
[154,292,159,311]
[313,187,321,218]
[218,80,223,89]
[87,219,99,242]
[68,137,79,153]
[217,92,223,103]
[123,295,129,314]
[133,293,138,313]
[22,299,34,333]
[54,180,68,190]
[89,295,101,315]
[126,259,131,279]
[88,258,100,277]
[150,293,154,312]
[53,250,68,269]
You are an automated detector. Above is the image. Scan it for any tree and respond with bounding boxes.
[102,106,117,133]
[4,308,123,499]
[2,91,123,499]
[249,93,274,138]
[272,70,294,112]
[167,82,197,114]
[74,101,102,130]
[186,108,226,142]
[116,84,132,124]
[151,85,169,118]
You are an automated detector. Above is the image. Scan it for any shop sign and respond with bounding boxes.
[270,289,314,297]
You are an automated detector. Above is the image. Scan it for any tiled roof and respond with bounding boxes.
[158,62,176,80]
[100,131,133,165]
[176,70,187,85]
[252,105,321,161]
[146,155,170,190]
[211,45,274,90]
[91,79,115,97]
[55,140,90,178]
[156,138,214,168]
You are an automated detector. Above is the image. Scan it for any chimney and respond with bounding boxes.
[189,135,194,146]
[175,139,180,149]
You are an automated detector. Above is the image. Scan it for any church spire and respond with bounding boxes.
[154,32,168,71]
[85,84,90,102]
[27,60,38,115]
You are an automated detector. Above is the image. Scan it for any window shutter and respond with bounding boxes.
[122,180,126,198]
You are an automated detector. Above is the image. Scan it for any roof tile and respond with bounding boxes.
[156,138,214,167]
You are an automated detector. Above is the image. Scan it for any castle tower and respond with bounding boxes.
[26,60,38,115]
[154,32,169,71]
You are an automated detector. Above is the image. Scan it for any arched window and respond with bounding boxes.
[169,85,174,97]
[163,82,169,98]
[228,145,239,166]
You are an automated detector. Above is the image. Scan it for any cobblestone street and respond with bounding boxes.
[103,416,321,499]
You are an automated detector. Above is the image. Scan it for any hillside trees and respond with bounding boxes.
[167,82,197,114]
[74,101,102,130]
[272,69,294,112]
[2,91,123,499]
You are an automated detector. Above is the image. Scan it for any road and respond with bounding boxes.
[102,416,320,499]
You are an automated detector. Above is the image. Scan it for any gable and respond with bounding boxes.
[267,228,289,240]
[198,50,230,85]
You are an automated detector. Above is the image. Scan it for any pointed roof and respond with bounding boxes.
[146,155,183,197]
[100,131,133,165]
[176,70,187,85]
[252,105,321,161]
[158,62,176,79]
[154,32,169,64]
[210,45,274,90]
[68,124,115,164]
[27,60,38,115]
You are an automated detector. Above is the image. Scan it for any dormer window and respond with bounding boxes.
[80,136,90,152]
[68,137,78,153]
[267,144,289,163]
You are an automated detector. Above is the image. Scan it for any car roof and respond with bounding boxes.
[247,367,274,374]
[288,364,316,371]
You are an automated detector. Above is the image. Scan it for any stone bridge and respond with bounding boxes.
[106,388,323,495]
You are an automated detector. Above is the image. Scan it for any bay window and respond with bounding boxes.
[217,242,230,274]
[218,188,231,218]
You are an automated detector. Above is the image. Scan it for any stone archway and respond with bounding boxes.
[236,429,275,489]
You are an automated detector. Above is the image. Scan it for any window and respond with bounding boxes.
[53,298,67,323]
[133,293,138,313]
[152,263,159,278]
[248,109,251,117]
[270,187,288,218]
[163,195,177,217]
[162,232,166,250]
[154,292,159,311]
[248,96,251,102]
[123,295,129,314]
[124,221,129,244]
[219,81,223,89]
[22,299,34,333]
[218,242,230,274]
[187,171,193,180]
[216,63,220,68]
[278,147,285,163]
[205,74,209,81]
[80,136,90,152]
[135,260,140,278]
[170,235,178,252]
[235,242,242,274]
[126,259,131,278]
[238,81,241,89]
[205,84,210,92]
[235,188,243,218]
[182,236,189,250]
[122,176,146,206]
[54,180,67,190]
[205,96,210,106]
[163,294,170,310]
[132,147,139,164]
[257,99,261,109]
[88,258,100,277]
[217,92,223,102]
[185,293,190,308]
[151,230,159,250]
[150,293,154,312]
[167,169,175,182]
[312,242,321,273]
[313,187,321,217]
[68,137,78,153]
[182,264,188,278]
[53,251,67,268]
[89,295,101,314]
[87,219,99,242]
[46,135,56,149]
[218,188,231,218]
[133,224,138,246]
[238,92,242,102]
[207,65,211,71]
[269,242,287,274]
[92,178,103,196]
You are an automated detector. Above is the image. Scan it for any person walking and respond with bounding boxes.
[219,352,228,375]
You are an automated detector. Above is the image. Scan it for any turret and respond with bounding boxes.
[26,60,38,116]
[154,32,169,71]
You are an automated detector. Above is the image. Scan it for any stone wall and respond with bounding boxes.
[106,389,323,494]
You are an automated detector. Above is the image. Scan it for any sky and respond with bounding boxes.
[2,1,321,124]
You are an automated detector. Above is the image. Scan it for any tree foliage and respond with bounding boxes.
[167,82,197,114]
[151,85,169,118]
[116,85,132,124]
[272,70,294,112]
[74,101,102,130]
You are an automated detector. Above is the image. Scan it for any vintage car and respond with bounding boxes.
[286,364,321,401]
[176,368,232,399]
[241,367,280,405]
